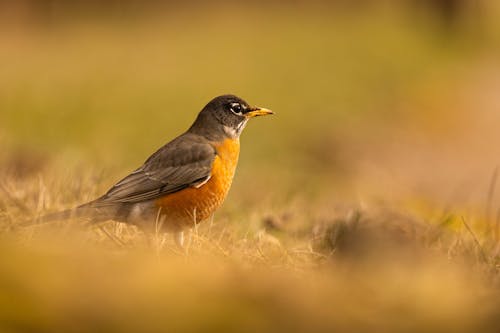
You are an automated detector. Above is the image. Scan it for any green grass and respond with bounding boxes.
[1,3,500,332]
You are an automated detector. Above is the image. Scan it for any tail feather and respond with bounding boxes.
[20,202,116,227]
[36,209,76,223]
[19,208,86,227]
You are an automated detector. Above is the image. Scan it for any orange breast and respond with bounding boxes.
[154,138,240,230]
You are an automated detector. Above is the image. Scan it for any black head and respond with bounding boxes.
[189,94,273,139]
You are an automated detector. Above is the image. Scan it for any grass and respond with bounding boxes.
[1,3,500,332]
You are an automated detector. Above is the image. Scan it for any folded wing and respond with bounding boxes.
[89,134,216,206]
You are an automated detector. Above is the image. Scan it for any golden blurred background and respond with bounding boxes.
[1,0,499,207]
[1,1,500,332]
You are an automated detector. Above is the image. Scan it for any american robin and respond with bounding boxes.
[38,95,273,246]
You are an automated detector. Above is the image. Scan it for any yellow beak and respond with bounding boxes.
[245,107,274,118]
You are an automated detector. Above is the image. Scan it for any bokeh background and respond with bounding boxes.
[1,1,500,332]
[2,0,500,209]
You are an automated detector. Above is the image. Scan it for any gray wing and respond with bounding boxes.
[91,134,216,206]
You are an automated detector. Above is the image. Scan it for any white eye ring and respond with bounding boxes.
[229,103,244,116]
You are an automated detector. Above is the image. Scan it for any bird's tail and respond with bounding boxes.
[19,207,85,227]
[20,201,113,227]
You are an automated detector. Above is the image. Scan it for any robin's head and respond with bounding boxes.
[189,94,273,139]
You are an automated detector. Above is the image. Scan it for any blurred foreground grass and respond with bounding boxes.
[1,3,500,332]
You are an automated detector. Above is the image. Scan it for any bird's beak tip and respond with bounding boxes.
[246,107,274,118]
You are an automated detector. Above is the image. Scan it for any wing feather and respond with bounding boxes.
[91,133,216,206]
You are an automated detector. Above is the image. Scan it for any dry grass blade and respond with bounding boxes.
[461,216,489,265]
[486,166,499,222]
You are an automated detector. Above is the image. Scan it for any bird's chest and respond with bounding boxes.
[197,139,240,212]
[153,138,240,229]
[211,138,240,189]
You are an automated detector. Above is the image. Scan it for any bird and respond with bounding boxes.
[34,94,273,246]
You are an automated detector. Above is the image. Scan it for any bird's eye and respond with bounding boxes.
[229,103,243,116]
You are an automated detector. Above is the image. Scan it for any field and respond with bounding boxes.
[1,2,500,332]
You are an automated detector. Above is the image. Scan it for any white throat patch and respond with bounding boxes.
[224,119,248,138]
